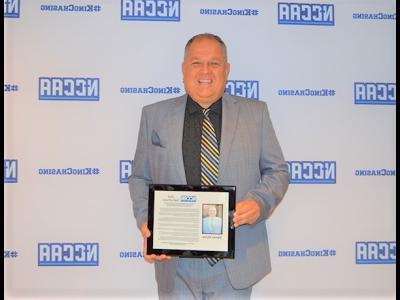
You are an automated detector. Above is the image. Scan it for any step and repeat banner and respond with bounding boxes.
[4,0,396,299]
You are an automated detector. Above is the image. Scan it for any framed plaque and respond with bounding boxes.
[147,184,235,259]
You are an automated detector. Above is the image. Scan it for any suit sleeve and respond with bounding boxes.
[128,107,152,230]
[244,102,289,221]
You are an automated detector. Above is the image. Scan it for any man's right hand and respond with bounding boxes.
[140,223,172,263]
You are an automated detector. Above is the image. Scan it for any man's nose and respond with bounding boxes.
[200,63,211,73]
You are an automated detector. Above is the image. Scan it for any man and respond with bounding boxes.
[202,205,223,234]
[129,33,289,299]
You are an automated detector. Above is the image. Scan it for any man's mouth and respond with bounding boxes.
[198,79,212,84]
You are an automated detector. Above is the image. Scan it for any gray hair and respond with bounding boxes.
[184,33,228,61]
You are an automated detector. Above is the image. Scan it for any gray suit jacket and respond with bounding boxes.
[128,94,289,291]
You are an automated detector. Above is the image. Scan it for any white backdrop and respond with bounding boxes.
[4,0,396,299]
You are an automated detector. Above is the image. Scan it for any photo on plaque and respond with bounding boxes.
[147,184,235,259]
[202,204,223,235]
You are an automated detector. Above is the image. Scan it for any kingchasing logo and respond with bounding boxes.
[354,82,396,105]
[353,12,396,21]
[4,0,20,18]
[355,169,395,176]
[288,161,336,184]
[38,167,100,175]
[4,250,19,259]
[225,80,259,100]
[278,2,334,26]
[279,248,336,257]
[120,250,143,258]
[121,0,180,21]
[4,84,19,92]
[120,86,181,94]
[39,77,100,101]
[199,8,259,17]
[356,241,396,264]
[278,88,336,97]
[38,243,99,266]
[40,4,102,12]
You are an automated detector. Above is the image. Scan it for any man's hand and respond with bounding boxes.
[140,223,172,263]
[233,200,261,228]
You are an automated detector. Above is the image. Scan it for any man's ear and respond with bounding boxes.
[226,63,231,76]
[181,62,185,76]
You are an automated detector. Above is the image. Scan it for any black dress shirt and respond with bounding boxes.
[182,96,222,185]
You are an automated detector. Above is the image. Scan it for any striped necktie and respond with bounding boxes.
[201,108,220,267]
[201,108,219,186]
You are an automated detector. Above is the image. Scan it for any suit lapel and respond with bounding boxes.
[218,95,239,184]
[167,95,187,184]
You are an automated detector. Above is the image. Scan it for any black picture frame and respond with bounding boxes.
[147,184,236,259]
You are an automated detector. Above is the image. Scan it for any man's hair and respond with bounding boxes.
[184,33,228,61]
[208,206,217,211]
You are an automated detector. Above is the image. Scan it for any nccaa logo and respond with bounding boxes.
[278,2,334,26]
[38,242,99,266]
[39,77,100,101]
[354,82,396,105]
[288,161,336,184]
[120,160,133,183]
[225,80,259,100]
[4,0,20,18]
[181,195,196,203]
[4,159,18,183]
[356,241,396,264]
[121,0,180,21]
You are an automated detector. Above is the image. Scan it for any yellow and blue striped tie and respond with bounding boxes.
[201,108,219,186]
[201,108,220,266]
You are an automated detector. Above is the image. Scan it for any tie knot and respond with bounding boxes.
[202,108,211,118]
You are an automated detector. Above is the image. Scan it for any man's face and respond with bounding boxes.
[182,37,230,108]
[208,206,217,217]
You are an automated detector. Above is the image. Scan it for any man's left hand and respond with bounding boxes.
[233,200,261,227]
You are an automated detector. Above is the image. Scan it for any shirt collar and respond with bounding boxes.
[186,95,222,115]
